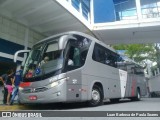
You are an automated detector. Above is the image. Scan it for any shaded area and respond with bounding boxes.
[0,99,133,110]
[0,38,24,55]
[0,62,17,75]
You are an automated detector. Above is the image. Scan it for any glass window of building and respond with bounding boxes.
[114,0,137,21]
[71,0,90,21]
[141,0,160,18]
[72,0,80,11]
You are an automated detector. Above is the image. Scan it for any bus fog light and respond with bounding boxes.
[57,92,61,96]
[19,87,24,91]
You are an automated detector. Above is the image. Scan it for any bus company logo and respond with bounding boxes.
[2,112,11,117]
[30,88,36,93]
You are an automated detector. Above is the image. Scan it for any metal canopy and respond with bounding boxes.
[0,0,92,36]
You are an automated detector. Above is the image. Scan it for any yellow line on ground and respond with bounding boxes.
[0,105,28,110]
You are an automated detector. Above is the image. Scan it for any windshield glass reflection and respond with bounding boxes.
[23,39,63,79]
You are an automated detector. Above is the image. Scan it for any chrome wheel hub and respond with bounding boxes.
[92,90,100,101]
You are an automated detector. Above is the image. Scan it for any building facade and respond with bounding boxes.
[0,0,159,69]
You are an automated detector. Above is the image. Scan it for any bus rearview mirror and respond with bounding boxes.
[59,35,77,50]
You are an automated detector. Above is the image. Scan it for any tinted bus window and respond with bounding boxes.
[64,37,91,72]
[92,43,118,68]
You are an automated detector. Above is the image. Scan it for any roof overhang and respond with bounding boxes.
[93,18,160,44]
[1,0,160,45]
[0,0,93,37]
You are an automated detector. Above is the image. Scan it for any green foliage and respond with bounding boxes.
[113,44,156,62]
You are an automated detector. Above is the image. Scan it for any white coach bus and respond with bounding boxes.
[14,31,147,106]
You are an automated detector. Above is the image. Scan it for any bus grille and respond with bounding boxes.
[22,87,48,93]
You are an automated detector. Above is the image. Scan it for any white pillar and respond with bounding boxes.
[90,0,94,25]
[68,0,72,5]
[135,0,142,20]
[79,0,83,15]
[22,28,29,66]
[24,28,29,50]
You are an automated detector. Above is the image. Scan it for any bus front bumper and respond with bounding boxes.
[18,79,67,104]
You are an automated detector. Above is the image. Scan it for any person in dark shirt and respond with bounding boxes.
[10,66,23,105]
[0,69,14,105]
[0,74,8,104]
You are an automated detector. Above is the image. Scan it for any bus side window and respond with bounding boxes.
[92,43,118,68]
[66,46,77,66]
[73,47,80,66]
[131,67,135,74]
[93,44,106,64]
[134,67,144,75]
[64,36,91,72]
[105,54,118,68]
[80,50,88,65]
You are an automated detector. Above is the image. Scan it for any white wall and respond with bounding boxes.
[0,15,45,48]
[148,75,160,92]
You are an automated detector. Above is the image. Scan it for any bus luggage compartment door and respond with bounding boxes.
[66,70,87,102]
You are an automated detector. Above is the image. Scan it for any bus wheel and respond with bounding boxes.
[131,88,141,101]
[136,89,141,101]
[88,85,103,107]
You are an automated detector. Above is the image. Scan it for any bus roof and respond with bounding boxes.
[35,31,116,53]
[33,31,143,67]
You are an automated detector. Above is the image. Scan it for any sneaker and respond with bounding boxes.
[3,102,6,105]
[10,102,13,105]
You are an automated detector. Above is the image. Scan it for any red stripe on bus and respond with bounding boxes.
[131,80,136,96]
[19,82,32,88]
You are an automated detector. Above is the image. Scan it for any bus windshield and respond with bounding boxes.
[22,34,91,82]
[23,39,63,80]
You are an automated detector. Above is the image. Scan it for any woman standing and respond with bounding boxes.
[5,69,14,105]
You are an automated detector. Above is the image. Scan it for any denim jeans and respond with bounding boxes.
[3,86,8,104]
[10,86,19,104]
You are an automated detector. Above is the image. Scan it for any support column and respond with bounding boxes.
[135,0,142,20]
[90,0,94,25]
[22,28,29,66]
[79,0,83,15]
[68,0,72,5]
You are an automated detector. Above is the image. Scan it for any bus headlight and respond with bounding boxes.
[50,81,59,87]
[19,87,24,91]
[49,78,66,88]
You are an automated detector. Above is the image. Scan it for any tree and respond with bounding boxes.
[155,43,160,68]
[113,44,156,63]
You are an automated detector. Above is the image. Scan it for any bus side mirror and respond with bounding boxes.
[59,35,77,50]
[14,50,30,62]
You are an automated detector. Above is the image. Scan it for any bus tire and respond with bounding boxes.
[131,88,141,101]
[88,85,103,107]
